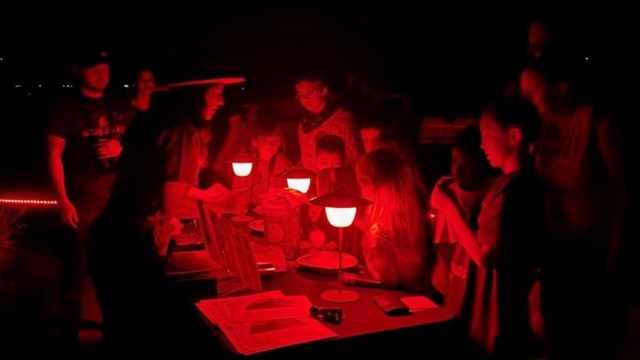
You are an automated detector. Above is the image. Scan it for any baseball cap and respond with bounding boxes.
[74,47,111,68]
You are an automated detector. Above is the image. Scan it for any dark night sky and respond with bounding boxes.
[0,3,637,189]
[1,4,635,105]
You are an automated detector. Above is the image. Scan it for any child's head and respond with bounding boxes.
[360,110,397,154]
[360,118,397,154]
[294,75,329,115]
[451,125,492,190]
[252,107,283,161]
[356,148,426,254]
[520,59,573,116]
[356,148,407,201]
[480,96,541,171]
[135,69,155,97]
[315,134,346,170]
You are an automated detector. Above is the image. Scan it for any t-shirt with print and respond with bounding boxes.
[47,91,132,198]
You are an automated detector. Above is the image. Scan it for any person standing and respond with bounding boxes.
[46,47,132,344]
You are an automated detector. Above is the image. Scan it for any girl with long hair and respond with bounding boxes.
[356,148,429,293]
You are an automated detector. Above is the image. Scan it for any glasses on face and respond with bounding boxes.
[295,88,321,101]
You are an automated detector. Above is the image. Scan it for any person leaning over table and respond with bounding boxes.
[158,82,250,214]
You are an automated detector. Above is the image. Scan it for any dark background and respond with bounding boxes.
[1,3,637,193]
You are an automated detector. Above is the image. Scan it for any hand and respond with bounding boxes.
[202,183,229,202]
[430,178,457,209]
[59,199,79,229]
[429,185,451,210]
[205,188,250,216]
[95,138,122,159]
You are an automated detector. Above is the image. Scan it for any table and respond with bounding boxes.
[166,216,477,358]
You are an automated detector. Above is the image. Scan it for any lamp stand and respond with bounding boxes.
[232,171,255,223]
[321,227,359,303]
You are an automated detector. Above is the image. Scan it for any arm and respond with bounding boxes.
[435,190,498,268]
[47,135,78,228]
[186,185,226,202]
[597,117,627,265]
[362,228,400,287]
[367,245,399,287]
[161,126,201,186]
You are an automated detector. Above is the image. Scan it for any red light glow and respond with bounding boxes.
[0,198,58,205]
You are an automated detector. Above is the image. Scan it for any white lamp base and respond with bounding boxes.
[321,289,359,303]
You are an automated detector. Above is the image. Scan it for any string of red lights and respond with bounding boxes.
[0,198,58,205]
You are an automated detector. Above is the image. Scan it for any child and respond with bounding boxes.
[359,118,397,154]
[308,135,360,252]
[356,148,430,293]
[314,134,359,196]
[431,96,544,358]
[429,125,494,312]
[233,109,292,206]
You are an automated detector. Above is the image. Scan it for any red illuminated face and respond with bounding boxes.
[355,164,375,201]
[316,151,344,170]
[252,135,281,161]
[451,147,482,188]
[361,128,382,153]
[528,21,552,58]
[201,85,225,121]
[520,69,550,115]
[479,114,513,169]
[295,80,327,114]
[136,69,155,96]
[79,63,110,93]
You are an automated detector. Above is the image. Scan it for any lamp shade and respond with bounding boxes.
[309,190,371,208]
[232,154,254,177]
[287,179,311,194]
[309,190,372,228]
[279,168,315,194]
[325,207,357,228]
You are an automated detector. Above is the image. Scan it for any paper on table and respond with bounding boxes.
[219,317,337,355]
[400,296,439,312]
[197,291,284,325]
[196,291,336,355]
[224,295,312,322]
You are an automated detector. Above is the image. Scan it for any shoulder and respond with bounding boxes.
[430,176,454,204]
[480,174,515,213]
[50,92,82,112]
[228,114,244,127]
[328,108,355,123]
[107,91,133,106]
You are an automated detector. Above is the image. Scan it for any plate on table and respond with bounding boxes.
[248,219,265,232]
[296,251,359,273]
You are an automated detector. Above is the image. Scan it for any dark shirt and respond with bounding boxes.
[105,107,168,219]
[467,169,544,357]
[47,91,132,196]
